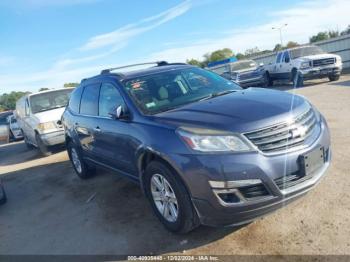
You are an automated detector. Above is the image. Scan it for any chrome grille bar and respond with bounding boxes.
[244,108,318,153]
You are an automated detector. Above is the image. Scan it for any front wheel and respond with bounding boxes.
[35,133,52,156]
[329,75,340,81]
[144,161,199,234]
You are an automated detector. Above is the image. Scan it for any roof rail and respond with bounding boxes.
[100,61,170,75]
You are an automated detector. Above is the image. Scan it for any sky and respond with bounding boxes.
[0,0,349,92]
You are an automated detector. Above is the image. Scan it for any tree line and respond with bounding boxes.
[187,25,350,68]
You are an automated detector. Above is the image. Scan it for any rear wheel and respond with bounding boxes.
[35,133,52,156]
[329,75,340,81]
[265,72,273,87]
[144,161,199,233]
[67,142,96,179]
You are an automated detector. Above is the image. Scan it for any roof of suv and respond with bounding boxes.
[85,62,194,83]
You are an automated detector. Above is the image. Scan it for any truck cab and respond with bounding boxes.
[265,46,342,87]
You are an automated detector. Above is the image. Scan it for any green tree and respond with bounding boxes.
[286,41,299,48]
[236,53,246,60]
[64,83,79,88]
[328,30,339,38]
[38,87,49,92]
[309,32,329,43]
[273,44,283,52]
[341,25,350,35]
[186,58,203,68]
[0,91,29,111]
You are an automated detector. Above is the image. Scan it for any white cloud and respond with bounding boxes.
[80,0,192,51]
[148,0,350,62]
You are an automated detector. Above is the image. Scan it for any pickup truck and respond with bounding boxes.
[265,45,342,87]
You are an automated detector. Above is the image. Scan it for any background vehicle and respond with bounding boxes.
[0,179,6,205]
[7,114,23,141]
[63,62,330,233]
[16,88,74,156]
[0,111,12,144]
[220,60,267,88]
[265,45,342,87]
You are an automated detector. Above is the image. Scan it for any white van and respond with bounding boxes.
[16,88,74,155]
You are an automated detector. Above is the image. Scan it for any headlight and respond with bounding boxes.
[37,122,56,131]
[177,127,252,152]
[300,61,311,69]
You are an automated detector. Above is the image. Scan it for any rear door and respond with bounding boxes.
[280,50,292,79]
[76,83,100,158]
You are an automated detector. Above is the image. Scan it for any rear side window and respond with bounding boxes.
[99,83,124,117]
[69,86,83,113]
[80,84,100,116]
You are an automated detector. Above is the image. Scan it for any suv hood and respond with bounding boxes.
[154,88,310,133]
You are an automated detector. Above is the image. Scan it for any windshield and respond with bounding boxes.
[290,46,325,59]
[123,67,241,114]
[30,89,73,114]
[231,60,257,71]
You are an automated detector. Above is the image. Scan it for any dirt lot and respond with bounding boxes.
[1,76,350,255]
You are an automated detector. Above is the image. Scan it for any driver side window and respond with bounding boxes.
[99,83,124,117]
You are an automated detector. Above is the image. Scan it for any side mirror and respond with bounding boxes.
[109,105,129,120]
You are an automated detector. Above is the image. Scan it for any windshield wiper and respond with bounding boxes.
[199,90,237,101]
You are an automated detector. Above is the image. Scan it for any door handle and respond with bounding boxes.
[94,126,101,132]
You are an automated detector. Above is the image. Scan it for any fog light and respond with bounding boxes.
[217,192,240,203]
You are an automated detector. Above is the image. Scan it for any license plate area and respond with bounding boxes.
[299,147,325,177]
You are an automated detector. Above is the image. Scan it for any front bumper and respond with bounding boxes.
[169,118,331,226]
[40,130,65,146]
[301,66,342,80]
[236,76,265,88]
[0,181,6,205]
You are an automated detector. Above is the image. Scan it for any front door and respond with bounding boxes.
[92,82,138,176]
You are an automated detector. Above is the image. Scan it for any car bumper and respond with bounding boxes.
[301,66,342,80]
[0,181,6,205]
[168,118,331,226]
[40,130,65,146]
[236,76,265,88]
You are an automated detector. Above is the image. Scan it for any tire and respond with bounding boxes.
[23,132,34,149]
[292,69,304,87]
[35,133,52,156]
[67,142,96,179]
[265,72,273,87]
[262,72,270,87]
[0,183,7,205]
[144,161,199,234]
[329,75,340,81]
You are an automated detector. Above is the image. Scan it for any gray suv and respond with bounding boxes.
[62,62,331,233]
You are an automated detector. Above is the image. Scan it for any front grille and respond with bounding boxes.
[239,184,270,199]
[312,58,335,67]
[244,108,318,154]
[238,71,260,81]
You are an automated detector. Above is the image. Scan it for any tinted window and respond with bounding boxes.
[123,67,241,114]
[283,51,290,62]
[276,52,283,63]
[80,84,100,116]
[69,86,83,113]
[99,83,124,117]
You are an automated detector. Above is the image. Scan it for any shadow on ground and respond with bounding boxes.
[0,141,66,166]
[0,157,240,255]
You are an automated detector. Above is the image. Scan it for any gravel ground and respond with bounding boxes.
[0,75,349,255]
